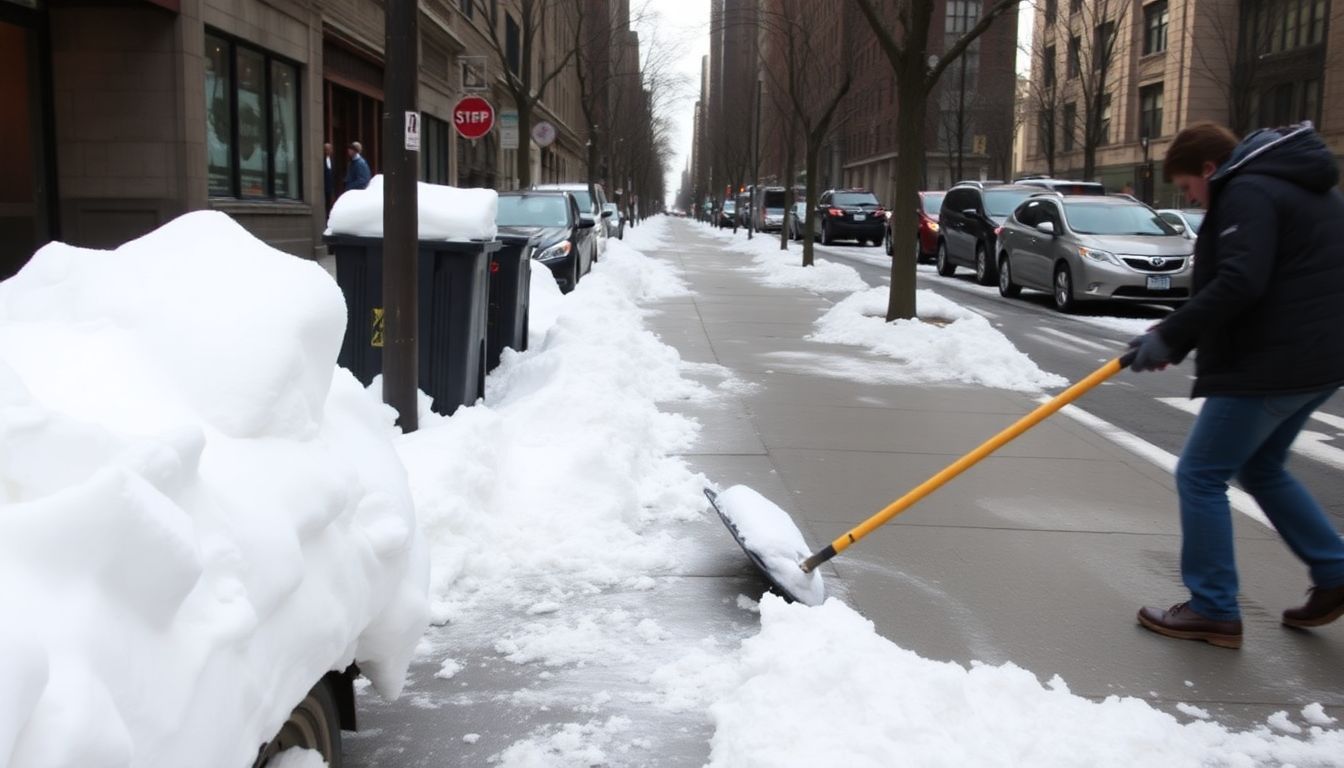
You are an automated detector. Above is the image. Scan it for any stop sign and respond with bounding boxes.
[453,96,495,140]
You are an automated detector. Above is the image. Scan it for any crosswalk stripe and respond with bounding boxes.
[1156,397,1344,472]
[1038,326,1118,352]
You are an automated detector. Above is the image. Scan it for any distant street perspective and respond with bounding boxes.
[3,0,1344,767]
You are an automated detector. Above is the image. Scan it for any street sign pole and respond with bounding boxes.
[384,0,419,433]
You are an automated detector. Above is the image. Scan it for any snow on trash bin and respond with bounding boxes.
[0,211,428,768]
[326,174,499,241]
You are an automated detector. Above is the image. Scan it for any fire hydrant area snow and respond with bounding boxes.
[4,213,1343,767]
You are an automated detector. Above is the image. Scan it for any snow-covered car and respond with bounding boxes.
[0,211,429,768]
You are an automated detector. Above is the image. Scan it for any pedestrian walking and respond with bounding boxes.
[1127,121,1344,648]
[345,141,371,192]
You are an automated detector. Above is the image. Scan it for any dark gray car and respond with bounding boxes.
[996,194,1194,312]
[496,191,595,294]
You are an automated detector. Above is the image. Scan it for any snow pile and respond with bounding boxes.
[722,231,869,293]
[699,596,1344,767]
[326,175,498,241]
[269,748,328,768]
[392,237,707,624]
[618,214,670,252]
[0,211,427,768]
[711,486,824,606]
[810,286,1067,392]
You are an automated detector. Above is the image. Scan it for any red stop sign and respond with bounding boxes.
[453,96,495,140]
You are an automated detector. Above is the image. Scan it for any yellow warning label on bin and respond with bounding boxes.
[372,307,385,348]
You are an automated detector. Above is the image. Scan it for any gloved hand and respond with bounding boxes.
[1127,331,1172,372]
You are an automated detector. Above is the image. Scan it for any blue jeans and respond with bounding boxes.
[1176,388,1344,620]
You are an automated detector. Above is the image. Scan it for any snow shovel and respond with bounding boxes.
[706,351,1136,606]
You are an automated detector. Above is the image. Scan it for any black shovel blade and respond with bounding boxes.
[704,488,817,605]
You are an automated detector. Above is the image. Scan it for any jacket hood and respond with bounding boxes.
[1211,122,1339,194]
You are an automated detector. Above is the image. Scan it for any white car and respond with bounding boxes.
[534,183,612,256]
[602,202,625,239]
[1156,208,1206,239]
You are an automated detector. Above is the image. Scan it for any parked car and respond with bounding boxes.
[936,182,1038,284]
[497,190,596,293]
[754,186,788,232]
[996,193,1193,312]
[816,189,886,246]
[885,190,946,262]
[602,202,625,239]
[1156,208,1206,239]
[787,200,814,241]
[534,182,610,257]
[718,200,737,228]
[1013,176,1107,195]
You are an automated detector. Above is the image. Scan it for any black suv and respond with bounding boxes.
[816,189,885,246]
[936,182,1038,285]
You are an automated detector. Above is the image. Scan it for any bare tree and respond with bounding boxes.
[758,0,852,266]
[472,0,578,189]
[1022,40,1061,176]
[1070,0,1131,180]
[855,0,1023,321]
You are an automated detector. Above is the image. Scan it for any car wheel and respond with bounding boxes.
[998,253,1021,298]
[936,241,956,277]
[884,228,893,255]
[821,221,832,245]
[253,678,342,768]
[1054,263,1076,313]
[974,243,996,286]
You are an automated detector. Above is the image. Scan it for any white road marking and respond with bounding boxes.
[1037,326,1119,352]
[1156,397,1344,472]
[1048,401,1272,529]
[1026,332,1086,355]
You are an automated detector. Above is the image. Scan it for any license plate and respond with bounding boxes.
[853,214,867,221]
[1147,276,1171,291]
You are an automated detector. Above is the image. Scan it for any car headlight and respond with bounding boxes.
[1078,246,1118,265]
[535,241,572,262]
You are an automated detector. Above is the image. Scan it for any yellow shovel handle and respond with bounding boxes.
[800,354,1130,573]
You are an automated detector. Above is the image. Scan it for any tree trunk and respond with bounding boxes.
[780,132,796,251]
[516,102,533,189]
[802,144,819,267]
[886,82,927,322]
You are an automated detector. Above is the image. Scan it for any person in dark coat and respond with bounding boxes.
[323,142,335,210]
[345,141,371,192]
[1128,121,1344,648]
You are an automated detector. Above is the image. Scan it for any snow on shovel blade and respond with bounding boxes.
[705,486,825,607]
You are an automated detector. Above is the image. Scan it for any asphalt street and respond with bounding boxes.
[808,237,1344,525]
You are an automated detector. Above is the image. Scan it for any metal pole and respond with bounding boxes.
[383,0,419,432]
[750,77,761,239]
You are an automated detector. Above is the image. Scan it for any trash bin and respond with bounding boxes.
[325,234,501,416]
[487,234,533,372]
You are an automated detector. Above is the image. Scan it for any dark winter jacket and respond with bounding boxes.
[346,154,372,192]
[1158,123,1344,397]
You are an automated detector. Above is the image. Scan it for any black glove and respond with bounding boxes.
[1127,331,1172,372]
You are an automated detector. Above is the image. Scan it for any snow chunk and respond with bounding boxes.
[712,486,824,607]
[1302,703,1337,726]
[326,175,498,241]
[1177,703,1211,720]
[463,733,481,744]
[724,233,869,293]
[1268,711,1303,734]
[434,659,464,680]
[268,748,328,768]
[810,287,1066,392]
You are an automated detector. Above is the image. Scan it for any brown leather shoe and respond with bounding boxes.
[1282,585,1344,628]
[1137,602,1243,648]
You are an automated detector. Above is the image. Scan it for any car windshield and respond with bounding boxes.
[984,189,1034,218]
[1065,202,1178,236]
[763,190,786,209]
[1182,211,1205,233]
[723,201,736,212]
[563,189,592,212]
[834,192,879,206]
[496,195,570,228]
[921,193,945,214]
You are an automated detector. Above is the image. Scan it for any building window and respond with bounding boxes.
[1259,78,1323,125]
[506,12,521,76]
[421,114,451,184]
[946,0,980,36]
[1144,1,1169,54]
[1043,45,1056,86]
[1094,21,1116,70]
[204,31,302,200]
[1067,35,1081,78]
[1252,0,1331,55]
[1045,0,1057,25]
[1099,93,1113,145]
[1140,83,1164,140]
[1063,102,1076,150]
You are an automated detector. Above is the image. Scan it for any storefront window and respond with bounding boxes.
[271,60,299,199]
[205,30,302,200]
[205,33,232,197]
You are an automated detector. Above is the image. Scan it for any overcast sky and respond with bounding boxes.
[635,1,1036,204]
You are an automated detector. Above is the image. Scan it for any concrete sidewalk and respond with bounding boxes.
[346,218,1341,768]
[652,219,1343,726]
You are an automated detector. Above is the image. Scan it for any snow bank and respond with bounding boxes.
[326,175,498,241]
[392,236,705,625]
[618,215,670,252]
[722,231,869,293]
[0,211,427,768]
[701,596,1344,768]
[810,286,1067,392]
